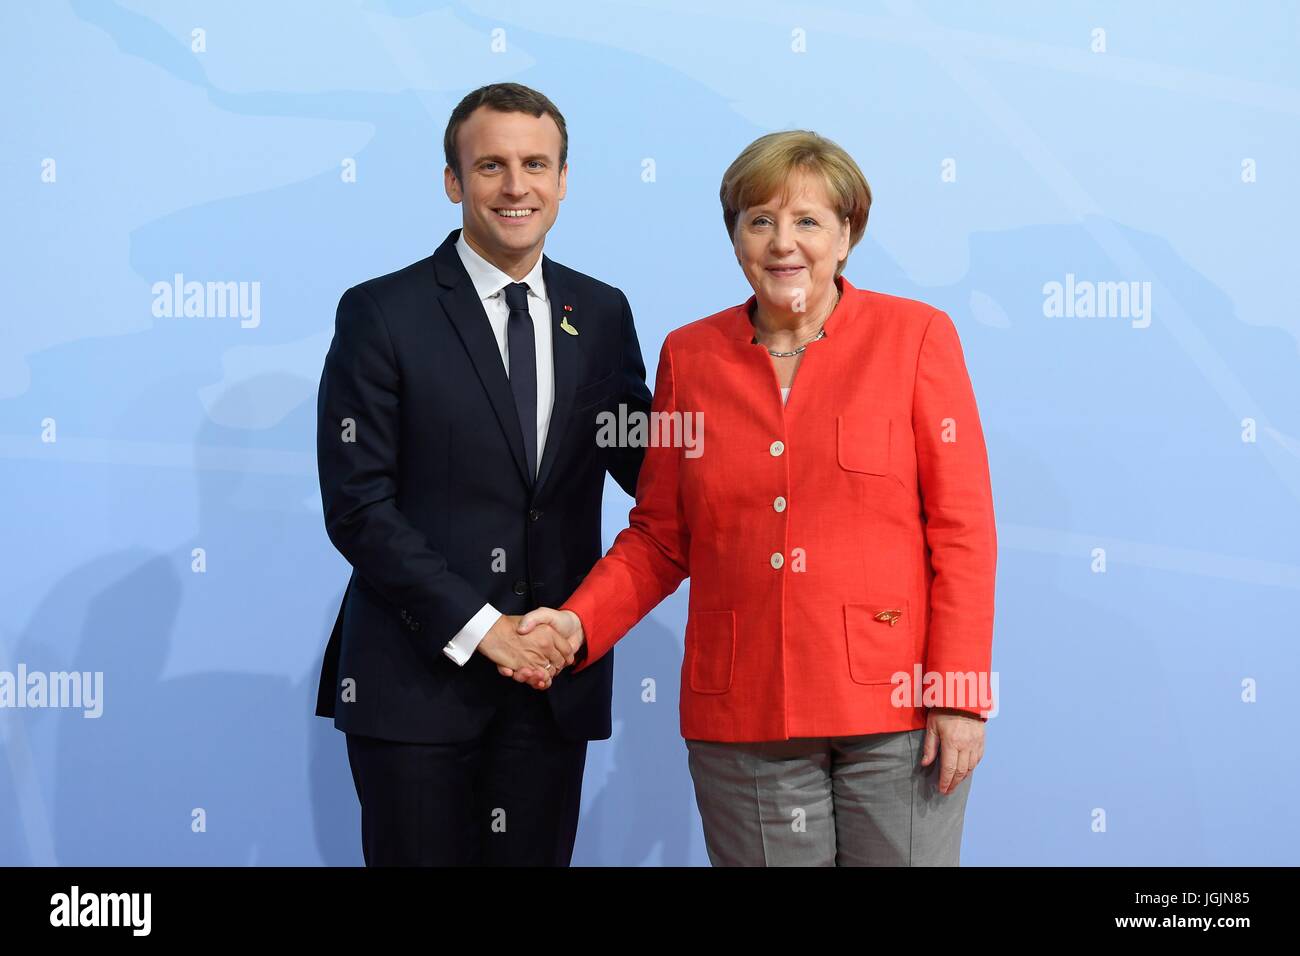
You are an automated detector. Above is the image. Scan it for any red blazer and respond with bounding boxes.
[565,277,997,742]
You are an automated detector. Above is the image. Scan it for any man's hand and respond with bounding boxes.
[507,608,585,690]
[476,613,574,685]
[920,708,986,795]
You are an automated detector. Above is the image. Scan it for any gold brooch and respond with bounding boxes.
[873,609,903,627]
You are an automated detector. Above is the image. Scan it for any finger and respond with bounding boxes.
[520,642,565,678]
[519,667,549,690]
[938,748,959,795]
[520,647,551,670]
[920,725,939,766]
[518,608,557,633]
[549,630,576,666]
[956,747,971,778]
[540,639,568,671]
[497,665,514,677]
[951,748,971,790]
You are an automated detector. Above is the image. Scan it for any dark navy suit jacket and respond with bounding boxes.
[315,228,650,743]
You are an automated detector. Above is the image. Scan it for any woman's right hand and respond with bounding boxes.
[512,609,585,689]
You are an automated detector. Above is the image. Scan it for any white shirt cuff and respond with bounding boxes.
[443,603,501,665]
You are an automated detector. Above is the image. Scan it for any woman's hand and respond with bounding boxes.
[921,708,986,795]
[497,609,585,690]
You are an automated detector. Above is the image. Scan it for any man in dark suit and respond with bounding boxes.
[314,83,651,865]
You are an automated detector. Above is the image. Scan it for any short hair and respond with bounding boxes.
[719,130,872,277]
[443,83,569,183]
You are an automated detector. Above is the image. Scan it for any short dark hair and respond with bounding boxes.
[443,83,568,183]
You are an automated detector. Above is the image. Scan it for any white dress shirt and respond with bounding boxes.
[442,232,556,666]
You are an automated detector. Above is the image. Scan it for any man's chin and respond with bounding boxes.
[482,221,539,244]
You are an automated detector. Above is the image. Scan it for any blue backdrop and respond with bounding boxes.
[2,0,1297,866]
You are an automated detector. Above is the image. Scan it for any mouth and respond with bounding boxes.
[493,207,537,221]
[765,265,805,278]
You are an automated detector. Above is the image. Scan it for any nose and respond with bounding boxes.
[502,166,528,198]
[768,223,796,256]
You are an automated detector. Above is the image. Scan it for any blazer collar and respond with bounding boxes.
[454,229,549,305]
[431,228,579,495]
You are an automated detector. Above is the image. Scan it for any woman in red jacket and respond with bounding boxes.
[513,130,998,866]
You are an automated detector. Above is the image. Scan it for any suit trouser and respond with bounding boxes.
[345,681,588,866]
[685,728,971,866]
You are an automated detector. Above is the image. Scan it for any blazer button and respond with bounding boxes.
[410,621,421,632]
[769,440,785,457]
[513,580,528,596]
[773,496,787,512]
[529,509,543,522]
[770,552,784,569]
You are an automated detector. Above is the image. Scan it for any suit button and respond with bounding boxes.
[513,580,528,595]
[529,509,542,522]
[769,440,784,457]
[410,622,421,632]
[770,552,784,569]
[773,496,787,512]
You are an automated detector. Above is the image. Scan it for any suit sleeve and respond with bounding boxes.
[565,337,690,672]
[317,284,488,646]
[912,310,998,719]
[606,288,653,498]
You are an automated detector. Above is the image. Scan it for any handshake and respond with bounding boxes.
[477,608,585,690]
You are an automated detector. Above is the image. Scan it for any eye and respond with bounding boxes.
[481,161,499,172]
[798,217,818,227]
[751,215,772,226]
[527,160,545,170]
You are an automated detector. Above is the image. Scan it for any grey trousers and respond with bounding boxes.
[685,728,971,866]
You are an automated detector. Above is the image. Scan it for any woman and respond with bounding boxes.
[513,130,997,866]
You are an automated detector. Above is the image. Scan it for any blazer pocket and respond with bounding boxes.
[686,609,735,695]
[843,599,915,685]
[573,368,617,409]
[837,414,892,477]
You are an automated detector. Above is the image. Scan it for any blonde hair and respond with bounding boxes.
[720,130,872,277]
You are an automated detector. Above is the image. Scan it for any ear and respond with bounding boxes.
[836,216,851,261]
[444,165,463,204]
[557,162,568,201]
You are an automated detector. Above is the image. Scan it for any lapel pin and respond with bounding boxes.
[560,315,579,336]
[873,609,904,627]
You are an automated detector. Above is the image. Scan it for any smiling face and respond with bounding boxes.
[444,106,567,276]
[733,167,850,317]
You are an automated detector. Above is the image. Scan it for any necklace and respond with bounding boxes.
[761,328,824,357]
[752,287,840,357]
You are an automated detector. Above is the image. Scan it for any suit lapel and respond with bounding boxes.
[535,254,577,494]
[433,231,532,489]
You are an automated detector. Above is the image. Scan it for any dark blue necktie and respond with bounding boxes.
[503,281,537,482]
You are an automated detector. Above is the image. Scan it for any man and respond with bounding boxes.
[314,83,651,866]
